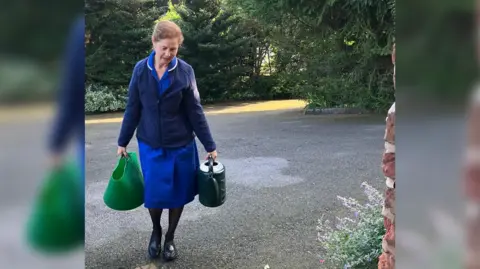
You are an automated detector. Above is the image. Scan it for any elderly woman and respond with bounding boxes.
[116,20,217,261]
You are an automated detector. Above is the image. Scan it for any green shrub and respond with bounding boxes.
[0,59,57,103]
[317,182,385,269]
[85,84,127,114]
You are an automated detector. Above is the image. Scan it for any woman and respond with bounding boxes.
[116,20,217,261]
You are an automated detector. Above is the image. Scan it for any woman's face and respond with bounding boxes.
[152,37,179,66]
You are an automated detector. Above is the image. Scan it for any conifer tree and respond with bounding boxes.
[85,0,162,87]
[173,0,253,100]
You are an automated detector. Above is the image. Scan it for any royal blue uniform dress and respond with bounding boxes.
[139,54,200,209]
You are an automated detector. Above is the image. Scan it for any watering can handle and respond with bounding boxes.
[211,176,220,203]
[207,155,220,203]
[207,155,214,174]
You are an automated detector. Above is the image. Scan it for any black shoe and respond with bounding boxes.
[163,240,178,261]
[148,230,162,259]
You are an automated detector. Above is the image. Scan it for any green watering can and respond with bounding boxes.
[25,160,84,253]
[198,156,226,207]
[103,152,145,211]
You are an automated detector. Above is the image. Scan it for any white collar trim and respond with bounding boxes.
[147,57,178,72]
[168,58,178,72]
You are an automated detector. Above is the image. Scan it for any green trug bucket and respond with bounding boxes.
[103,152,145,211]
[26,160,84,253]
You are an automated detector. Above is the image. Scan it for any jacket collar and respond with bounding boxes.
[146,51,178,72]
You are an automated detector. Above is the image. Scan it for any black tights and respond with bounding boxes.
[148,207,184,242]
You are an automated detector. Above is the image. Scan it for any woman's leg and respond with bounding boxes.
[149,208,163,231]
[162,141,197,261]
[148,208,163,258]
[163,206,184,261]
[165,206,184,241]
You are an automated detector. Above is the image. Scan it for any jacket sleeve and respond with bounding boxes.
[117,64,142,147]
[183,67,216,153]
[48,15,85,154]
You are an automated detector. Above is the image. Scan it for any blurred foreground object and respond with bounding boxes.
[26,160,84,252]
[25,15,85,253]
[47,15,85,161]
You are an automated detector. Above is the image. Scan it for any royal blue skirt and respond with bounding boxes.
[138,139,200,209]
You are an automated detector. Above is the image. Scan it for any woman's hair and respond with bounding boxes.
[152,20,184,44]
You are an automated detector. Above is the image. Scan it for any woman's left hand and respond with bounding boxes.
[207,150,217,160]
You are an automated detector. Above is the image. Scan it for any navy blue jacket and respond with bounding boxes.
[117,56,216,153]
[48,15,85,155]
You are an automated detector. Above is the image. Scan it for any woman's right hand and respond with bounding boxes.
[117,146,128,157]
